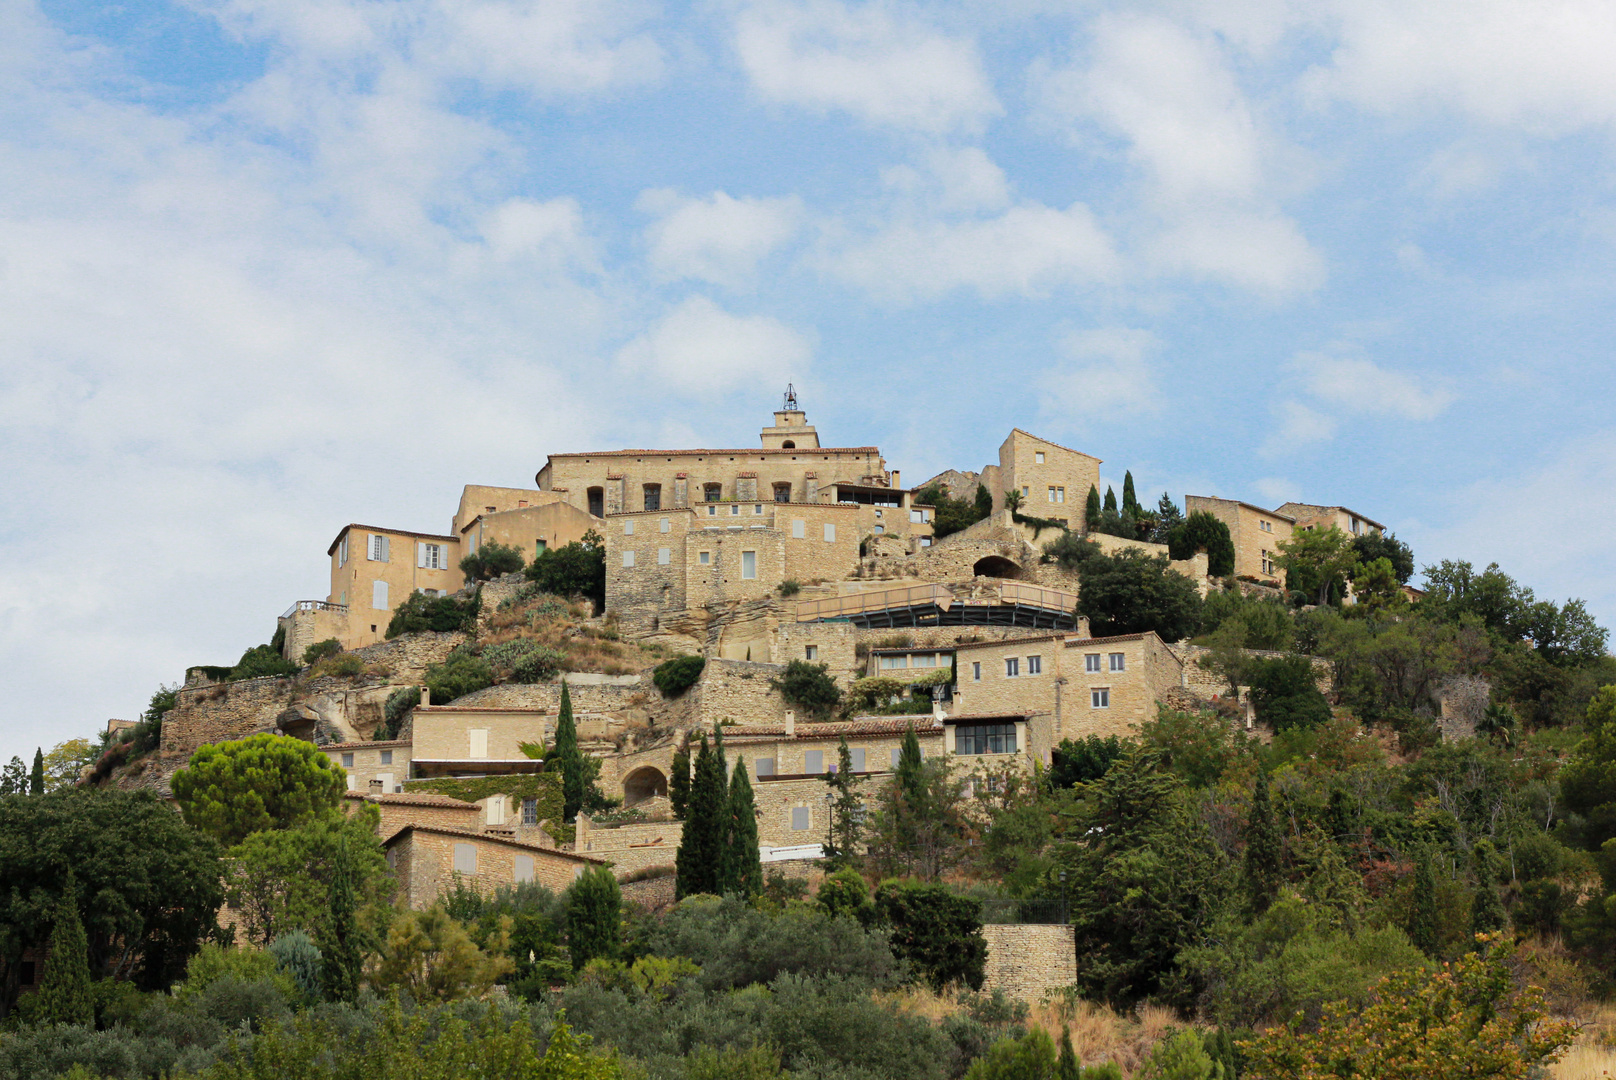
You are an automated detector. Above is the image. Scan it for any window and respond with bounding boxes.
[487,796,505,826]
[380,750,393,765]
[1261,549,1274,575]
[805,645,818,660]
[1259,520,1272,533]
[707,505,717,516]
[1109,652,1126,672]
[805,750,825,773]
[792,519,805,539]
[522,798,538,825]
[660,518,671,533]
[823,523,836,542]
[1055,487,1066,503]
[757,758,775,778]
[875,509,883,518]
[891,748,903,768]
[1048,487,1057,502]
[368,534,390,561]
[704,483,722,502]
[741,550,757,579]
[956,723,1017,755]
[1035,452,1045,463]
[1085,653,1101,673]
[453,843,477,875]
[1027,655,1042,675]
[754,504,763,515]
[587,487,604,517]
[1351,518,1362,535]
[879,655,907,670]
[972,661,981,681]
[514,855,535,883]
[622,550,635,568]
[912,653,938,668]
[643,484,661,512]
[730,504,740,516]
[469,729,488,758]
[341,752,354,769]
[1092,688,1110,708]
[791,807,810,831]
[1005,657,1020,677]
[850,748,866,772]
[658,547,671,565]
[337,534,349,567]
[920,537,932,547]
[418,542,447,569]
[873,524,883,534]
[371,580,389,610]
[1022,486,1030,497]
[699,551,710,565]
[624,520,634,535]
[774,483,792,502]
[535,539,547,555]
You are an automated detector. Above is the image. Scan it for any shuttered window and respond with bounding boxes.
[805,750,824,773]
[368,534,390,561]
[371,580,389,610]
[469,729,488,758]
[791,807,810,831]
[823,523,836,542]
[514,855,535,883]
[741,551,757,579]
[453,843,477,875]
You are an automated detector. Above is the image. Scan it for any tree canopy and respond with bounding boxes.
[1076,548,1203,641]
[526,530,607,612]
[171,733,347,846]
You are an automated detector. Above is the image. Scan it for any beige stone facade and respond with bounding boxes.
[451,485,567,536]
[985,430,1101,526]
[383,824,602,907]
[324,739,412,792]
[326,524,462,649]
[1184,496,1294,582]
[410,704,550,777]
[461,501,600,566]
[1273,502,1384,539]
[344,789,481,837]
[981,924,1076,1001]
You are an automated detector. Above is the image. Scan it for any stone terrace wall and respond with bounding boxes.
[449,675,649,714]
[981,924,1076,1001]
[620,873,678,911]
[576,814,683,877]
[692,659,792,725]
[160,676,294,763]
[352,631,468,684]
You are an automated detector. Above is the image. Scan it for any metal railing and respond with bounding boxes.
[280,600,349,619]
[795,584,954,622]
[977,895,1069,925]
[996,583,1079,614]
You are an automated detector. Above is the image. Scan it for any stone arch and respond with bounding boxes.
[972,555,1025,580]
[622,766,668,806]
[782,440,795,448]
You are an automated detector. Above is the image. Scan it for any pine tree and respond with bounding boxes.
[1122,471,1140,517]
[1470,840,1507,937]
[725,756,763,898]
[675,734,726,898]
[974,483,993,519]
[36,874,93,1025]
[669,735,691,820]
[1243,770,1282,915]
[319,832,361,1004]
[1085,486,1102,530]
[555,680,584,823]
[1410,851,1439,956]
[30,748,44,795]
[1057,1022,1080,1080]
[567,865,621,969]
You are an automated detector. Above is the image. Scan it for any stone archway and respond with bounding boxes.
[622,765,668,806]
[972,555,1025,580]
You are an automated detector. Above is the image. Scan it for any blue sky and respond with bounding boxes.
[3,0,1615,759]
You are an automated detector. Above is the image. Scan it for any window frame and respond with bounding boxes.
[1091,688,1110,708]
[1005,657,1020,677]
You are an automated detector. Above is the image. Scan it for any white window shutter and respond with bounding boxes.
[417,542,427,568]
[372,580,389,610]
[380,536,389,562]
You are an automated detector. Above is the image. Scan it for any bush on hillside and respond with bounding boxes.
[424,648,493,706]
[460,541,526,582]
[526,531,606,613]
[1043,531,1101,570]
[1247,655,1332,732]
[377,687,419,740]
[769,661,842,720]
[1076,548,1204,641]
[301,638,342,665]
[1168,511,1236,577]
[653,655,706,698]
[385,590,479,639]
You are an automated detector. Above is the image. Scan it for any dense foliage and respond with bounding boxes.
[385,589,480,638]
[171,734,346,846]
[652,655,705,698]
[526,531,607,613]
[1076,549,1204,640]
[460,540,526,581]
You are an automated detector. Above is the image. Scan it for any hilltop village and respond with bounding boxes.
[108,393,1385,917]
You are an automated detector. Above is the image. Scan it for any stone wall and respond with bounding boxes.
[981,924,1076,1001]
[751,773,895,848]
[691,659,793,725]
[576,813,683,877]
[388,828,599,908]
[620,873,678,911]
[160,675,297,764]
[351,631,468,684]
[279,605,348,662]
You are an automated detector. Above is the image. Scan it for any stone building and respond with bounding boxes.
[979,430,1102,525]
[323,739,411,792]
[1273,502,1384,539]
[1184,496,1294,582]
[383,824,603,907]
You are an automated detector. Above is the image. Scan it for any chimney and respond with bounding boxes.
[420,685,430,708]
[785,710,795,737]
[891,469,901,490]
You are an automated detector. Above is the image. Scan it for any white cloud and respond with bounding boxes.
[733,0,1002,133]
[637,189,805,287]
[1290,351,1455,420]
[481,197,599,270]
[1033,12,1324,295]
[831,202,1117,301]
[1303,0,1616,133]
[1265,400,1340,453]
[614,296,814,395]
[1254,476,1302,504]
[1041,327,1162,421]
[879,146,1011,213]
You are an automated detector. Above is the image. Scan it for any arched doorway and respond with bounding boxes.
[622,766,668,806]
[972,555,1024,580]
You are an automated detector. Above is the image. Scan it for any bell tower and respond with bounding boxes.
[761,384,820,449]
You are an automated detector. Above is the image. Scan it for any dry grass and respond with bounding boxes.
[1552,1036,1616,1079]
[480,593,662,677]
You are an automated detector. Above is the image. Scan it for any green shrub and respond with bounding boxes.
[1247,656,1331,732]
[654,655,706,698]
[424,648,493,705]
[1043,531,1101,570]
[301,638,342,665]
[769,661,841,719]
[311,653,364,678]
[229,644,299,681]
[1169,512,1236,577]
[871,880,986,992]
[817,867,872,921]
[779,579,802,597]
[385,590,478,638]
[513,646,568,683]
[526,530,606,612]
[377,687,420,740]
[460,541,526,582]
[268,931,324,1005]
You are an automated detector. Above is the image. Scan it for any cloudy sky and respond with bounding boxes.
[3,0,1615,759]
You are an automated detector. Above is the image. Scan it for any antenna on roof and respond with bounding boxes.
[783,383,799,411]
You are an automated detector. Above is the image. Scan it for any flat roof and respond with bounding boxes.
[323,739,412,750]
[327,524,457,556]
[343,790,477,809]
[868,646,954,655]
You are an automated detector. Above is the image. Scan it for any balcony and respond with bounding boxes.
[280,600,349,619]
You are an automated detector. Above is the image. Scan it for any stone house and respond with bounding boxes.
[320,524,463,649]
[344,789,481,835]
[323,738,411,793]
[383,824,603,907]
[458,501,600,568]
[409,704,549,781]
[980,430,1102,524]
[1184,496,1295,582]
[1273,502,1384,539]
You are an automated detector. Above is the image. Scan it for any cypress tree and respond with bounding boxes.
[319,832,361,1004]
[567,866,621,969]
[1085,486,1102,530]
[1470,840,1507,938]
[555,680,584,823]
[1242,770,1282,915]
[974,483,993,519]
[1122,471,1140,516]
[669,735,691,819]
[896,723,925,807]
[726,756,763,898]
[675,734,725,898]
[30,748,44,795]
[1102,486,1118,515]
[1057,1026,1080,1080]
[1410,851,1439,956]
[37,874,93,1025]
